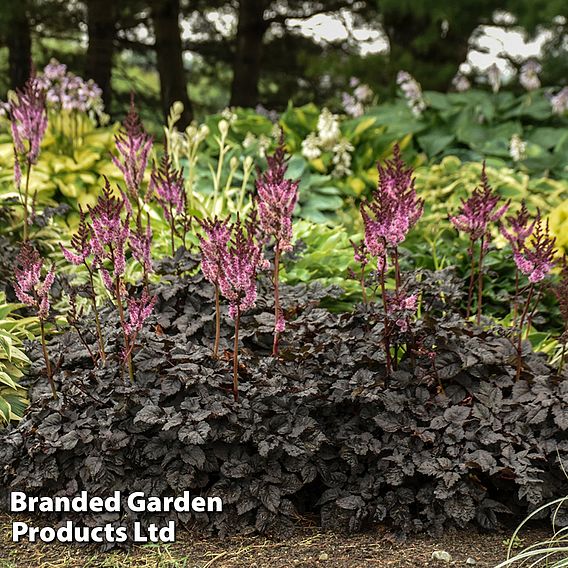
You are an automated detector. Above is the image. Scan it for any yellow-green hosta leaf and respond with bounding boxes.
[95,161,122,178]
[0,371,18,390]
[348,177,366,196]
[0,386,28,423]
[548,201,568,249]
[54,177,78,198]
[41,151,76,174]
[72,148,102,171]
[0,331,13,360]
[4,345,30,365]
[0,302,24,319]
[0,315,39,334]
[0,397,11,425]
[352,117,378,138]
[3,364,24,379]
[397,133,413,152]
[78,172,97,185]
[76,191,99,210]
[309,158,326,173]
[83,127,117,147]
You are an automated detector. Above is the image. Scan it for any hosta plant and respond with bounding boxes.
[0,294,37,426]
[37,58,106,150]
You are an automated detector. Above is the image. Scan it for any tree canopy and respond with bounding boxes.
[0,0,565,123]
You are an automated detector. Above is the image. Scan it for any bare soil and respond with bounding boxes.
[0,513,549,567]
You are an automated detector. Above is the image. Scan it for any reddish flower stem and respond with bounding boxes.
[466,238,476,320]
[516,283,535,381]
[379,262,392,376]
[110,246,134,382]
[393,248,401,293]
[22,161,31,242]
[525,288,543,340]
[115,276,134,382]
[86,264,106,364]
[476,235,485,325]
[39,319,57,399]
[213,284,221,359]
[233,307,241,402]
[512,268,520,327]
[272,246,281,356]
[170,203,176,257]
[360,266,367,305]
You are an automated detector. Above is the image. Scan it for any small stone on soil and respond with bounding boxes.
[431,550,453,563]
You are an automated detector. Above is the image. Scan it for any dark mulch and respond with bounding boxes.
[0,512,550,567]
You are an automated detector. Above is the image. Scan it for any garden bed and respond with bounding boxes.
[0,513,553,567]
[1,255,567,545]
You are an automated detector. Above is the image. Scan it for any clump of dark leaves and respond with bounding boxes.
[1,252,567,547]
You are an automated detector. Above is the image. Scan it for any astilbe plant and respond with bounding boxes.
[61,208,106,364]
[360,144,423,373]
[88,179,138,380]
[9,74,48,242]
[198,217,232,358]
[512,218,557,380]
[66,289,97,366]
[130,216,153,282]
[111,98,153,227]
[500,201,537,324]
[150,149,190,255]
[122,287,157,366]
[63,181,156,380]
[450,163,509,324]
[221,219,266,402]
[13,244,57,398]
[255,138,300,355]
[216,215,267,401]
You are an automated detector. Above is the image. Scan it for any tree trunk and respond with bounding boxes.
[4,0,32,90]
[152,0,193,129]
[85,0,116,111]
[230,0,268,108]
